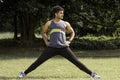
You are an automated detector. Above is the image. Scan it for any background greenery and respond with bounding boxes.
[0,0,120,49]
[71,35,120,50]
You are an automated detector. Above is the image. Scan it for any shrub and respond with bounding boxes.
[71,35,120,50]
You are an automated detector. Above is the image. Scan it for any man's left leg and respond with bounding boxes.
[60,47,92,75]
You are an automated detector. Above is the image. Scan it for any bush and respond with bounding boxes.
[71,35,120,50]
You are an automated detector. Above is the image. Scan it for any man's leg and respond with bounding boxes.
[60,47,92,75]
[24,47,57,75]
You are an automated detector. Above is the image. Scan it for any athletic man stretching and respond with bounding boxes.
[19,5,100,78]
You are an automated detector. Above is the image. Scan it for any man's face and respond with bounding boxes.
[55,10,64,19]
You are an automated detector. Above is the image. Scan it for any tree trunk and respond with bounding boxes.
[28,15,35,42]
[18,11,35,46]
[14,11,18,40]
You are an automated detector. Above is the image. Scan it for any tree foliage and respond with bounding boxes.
[0,0,120,45]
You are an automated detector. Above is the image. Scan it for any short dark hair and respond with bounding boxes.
[51,5,64,17]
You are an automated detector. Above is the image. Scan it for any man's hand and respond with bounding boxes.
[45,41,49,46]
[65,41,71,45]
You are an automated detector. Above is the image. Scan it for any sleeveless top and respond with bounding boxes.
[48,20,69,48]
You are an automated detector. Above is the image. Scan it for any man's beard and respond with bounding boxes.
[59,17,63,19]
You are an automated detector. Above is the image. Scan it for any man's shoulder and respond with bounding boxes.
[62,20,70,26]
[60,20,68,28]
[61,20,69,24]
[45,20,53,26]
[47,20,52,23]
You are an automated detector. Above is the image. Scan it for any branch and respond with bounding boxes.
[74,12,105,26]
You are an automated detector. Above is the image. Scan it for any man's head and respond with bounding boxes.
[52,6,64,19]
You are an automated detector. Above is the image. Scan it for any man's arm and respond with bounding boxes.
[41,21,50,46]
[65,21,75,43]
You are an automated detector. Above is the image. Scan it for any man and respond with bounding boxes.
[19,5,100,78]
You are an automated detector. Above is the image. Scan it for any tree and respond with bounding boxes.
[0,0,120,47]
[69,0,120,36]
[0,0,50,45]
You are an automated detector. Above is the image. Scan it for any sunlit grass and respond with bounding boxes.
[0,32,42,39]
[0,51,120,80]
[0,32,14,39]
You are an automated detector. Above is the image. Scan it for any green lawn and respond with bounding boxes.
[0,49,120,80]
[0,32,120,80]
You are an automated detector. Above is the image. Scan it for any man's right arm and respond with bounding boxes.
[41,21,50,46]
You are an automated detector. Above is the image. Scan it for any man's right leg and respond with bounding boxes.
[23,47,57,75]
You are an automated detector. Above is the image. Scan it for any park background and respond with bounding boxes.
[0,0,120,80]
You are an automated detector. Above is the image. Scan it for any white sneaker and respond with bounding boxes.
[91,72,100,78]
[18,72,26,78]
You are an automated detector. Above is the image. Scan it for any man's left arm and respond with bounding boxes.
[65,21,75,43]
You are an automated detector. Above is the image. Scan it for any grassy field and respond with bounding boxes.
[0,48,120,80]
[0,33,120,80]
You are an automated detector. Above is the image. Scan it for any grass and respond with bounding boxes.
[0,32,14,39]
[0,32,120,80]
[0,48,120,80]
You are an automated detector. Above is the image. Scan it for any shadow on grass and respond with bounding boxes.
[0,38,120,60]
[0,76,89,80]
[0,47,120,60]
[0,38,45,48]
[0,76,19,80]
